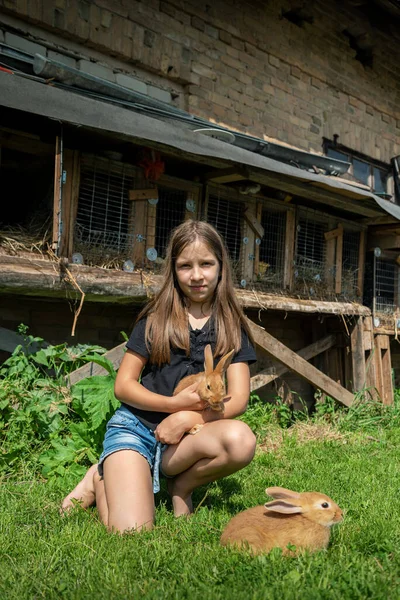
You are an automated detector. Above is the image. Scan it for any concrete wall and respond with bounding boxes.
[1,0,399,162]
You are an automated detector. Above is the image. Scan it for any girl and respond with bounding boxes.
[62,220,257,533]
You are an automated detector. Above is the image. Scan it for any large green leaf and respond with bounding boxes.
[72,375,120,430]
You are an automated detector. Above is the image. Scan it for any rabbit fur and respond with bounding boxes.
[173,344,234,434]
[220,486,343,555]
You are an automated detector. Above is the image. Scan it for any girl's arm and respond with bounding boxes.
[155,362,251,443]
[115,350,206,413]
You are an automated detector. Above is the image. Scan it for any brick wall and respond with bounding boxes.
[1,0,399,162]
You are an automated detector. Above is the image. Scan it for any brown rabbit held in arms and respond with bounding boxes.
[220,487,343,555]
[173,344,234,434]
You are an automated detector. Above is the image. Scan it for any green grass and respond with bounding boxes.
[3,399,400,600]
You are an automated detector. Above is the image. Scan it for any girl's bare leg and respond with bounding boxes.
[61,463,98,512]
[102,450,155,533]
[161,420,256,517]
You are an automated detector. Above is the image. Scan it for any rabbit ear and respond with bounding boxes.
[214,348,235,375]
[264,500,303,514]
[266,487,301,500]
[204,344,214,376]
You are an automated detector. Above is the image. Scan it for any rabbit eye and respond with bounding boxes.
[207,384,211,390]
[321,502,329,508]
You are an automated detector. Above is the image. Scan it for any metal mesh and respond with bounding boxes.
[207,194,242,282]
[342,230,360,300]
[294,211,327,297]
[256,208,286,290]
[375,258,397,314]
[74,156,138,267]
[154,186,187,258]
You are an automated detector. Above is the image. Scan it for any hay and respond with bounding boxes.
[259,422,350,453]
[0,222,52,257]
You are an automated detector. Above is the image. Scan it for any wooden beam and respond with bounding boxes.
[203,166,250,183]
[357,230,366,297]
[250,333,337,391]
[241,202,256,283]
[60,149,80,259]
[244,207,265,239]
[324,226,343,241]
[283,210,295,289]
[250,170,382,218]
[335,226,343,294]
[129,188,158,201]
[246,318,354,406]
[52,135,62,253]
[369,235,400,250]
[350,316,366,391]
[66,342,126,386]
[253,202,263,277]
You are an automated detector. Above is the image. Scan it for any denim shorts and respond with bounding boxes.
[98,404,167,493]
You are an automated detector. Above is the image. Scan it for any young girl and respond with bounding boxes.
[62,220,257,533]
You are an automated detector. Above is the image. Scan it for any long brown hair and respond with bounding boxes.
[136,220,253,365]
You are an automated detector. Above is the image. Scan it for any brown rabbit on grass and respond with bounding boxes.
[173,344,234,434]
[220,486,343,556]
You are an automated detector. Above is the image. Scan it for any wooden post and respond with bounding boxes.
[131,200,147,267]
[350,316,366,392]
[60,149,80,259]
[357,230,366,297]
[377,334,394,405]
[283,209,295,290]
[325,238,335,291]
[241,202,256,284]
[335,225,343,294]
[52,135,62,254]
[246,318,354,407]
[253,202,263,278]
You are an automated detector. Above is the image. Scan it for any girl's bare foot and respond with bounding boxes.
[167,478,193,517]
[61,464,98,513]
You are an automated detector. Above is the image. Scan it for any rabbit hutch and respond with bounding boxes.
[1,68,400,410]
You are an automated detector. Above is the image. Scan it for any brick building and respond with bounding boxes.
[1,0,400,406]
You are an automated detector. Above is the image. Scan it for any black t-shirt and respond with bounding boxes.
[123,317,257,429]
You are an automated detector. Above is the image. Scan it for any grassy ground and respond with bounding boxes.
[2,399,400,600]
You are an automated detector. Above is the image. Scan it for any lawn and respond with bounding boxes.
[2,396,400,600]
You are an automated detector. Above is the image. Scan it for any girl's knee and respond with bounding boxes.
[107,514,154,534]
[221,421,256,465]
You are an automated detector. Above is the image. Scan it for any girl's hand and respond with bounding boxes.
[171,383,206,412]
[155,412,199,445]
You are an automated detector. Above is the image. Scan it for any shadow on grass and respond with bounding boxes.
[156,475,249,515]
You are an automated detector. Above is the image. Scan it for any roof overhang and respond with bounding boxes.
[1,70,399,221]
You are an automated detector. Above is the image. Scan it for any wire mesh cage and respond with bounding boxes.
[375,257,397,316]
[154,186,187,258]
[255,207,286,291]
[294,210,328,298]
[74,155,141,268]
[342,230,361,300]
[207,193,243,283]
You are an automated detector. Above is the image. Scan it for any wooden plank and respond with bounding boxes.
[129,188,158,201]
[350,316,366,391]
[52,135,62,253]
[60,149,80,258]
[325,238,335,291]
[203,166,249,183]
[66,342,126,386]
[335,226,343,294]
[244,208,265,239]
[253,202,263,277]
[369,235,400,250]
[246,318,354,406]
[283,210,295,289]
[379,337,393,405]
[131,200,147,267]
[324,226,343,241]
[241,202,256,284]
[0,327,47,353]
[357,230,366,297]
[250,333,337,391]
